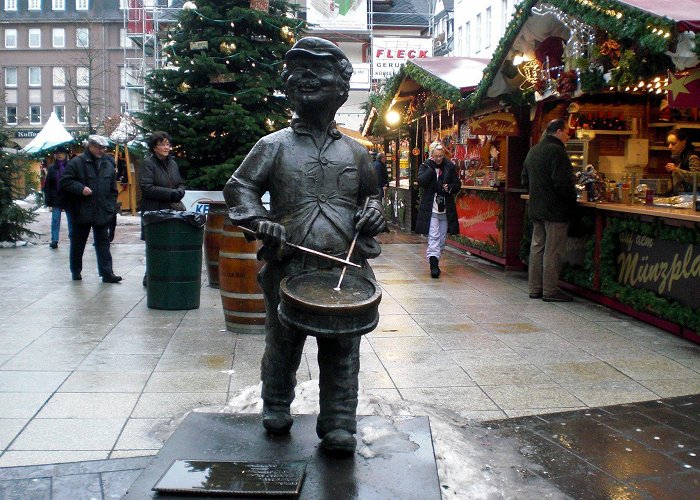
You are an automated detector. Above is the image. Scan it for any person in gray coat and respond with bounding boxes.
[521,118,577,302]
[59,135,121,283]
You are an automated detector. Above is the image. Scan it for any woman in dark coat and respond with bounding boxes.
[415,141,461,278]
[139,131,185,286]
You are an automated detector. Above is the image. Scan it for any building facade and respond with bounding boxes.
[452,0,520,58]
[0,0,146,148]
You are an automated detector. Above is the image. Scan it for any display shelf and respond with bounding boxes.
[582,129,635,135]
[649,122,700,129]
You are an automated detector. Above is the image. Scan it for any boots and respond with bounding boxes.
[429,256,440,279]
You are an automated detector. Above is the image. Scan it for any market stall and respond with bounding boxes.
[365,56,489,233]
[472,0,700,339]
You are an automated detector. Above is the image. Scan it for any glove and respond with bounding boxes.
[354,205,386,236]
[255,220,286,260]
[171,189,184,202]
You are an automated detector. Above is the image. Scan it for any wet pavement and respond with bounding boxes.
[0,211,699,498]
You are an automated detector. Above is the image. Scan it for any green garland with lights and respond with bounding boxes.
[403,61,461,103]
[465,0,681,113]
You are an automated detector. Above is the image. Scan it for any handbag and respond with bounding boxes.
[169,201,186,211]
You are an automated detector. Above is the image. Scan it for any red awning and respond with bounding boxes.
[408,57,490,93]
[617,0,700,32]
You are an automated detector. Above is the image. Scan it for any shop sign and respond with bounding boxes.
[14,129,40,139]
[307,0,367,31]
[665,68,700,108]
[372,37,431,80]
[616,232,700,309]
[349,63,370,90]
[455,191,502,251]
[469,112,519,137]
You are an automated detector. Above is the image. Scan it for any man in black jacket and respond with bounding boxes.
[60,135,122,283]
[521,119,576,302]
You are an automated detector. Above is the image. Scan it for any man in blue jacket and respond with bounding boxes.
[60,135,122,283]
[521,119,576,302]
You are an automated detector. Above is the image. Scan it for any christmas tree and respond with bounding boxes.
[139,0,304,190]
[0,122,37,242]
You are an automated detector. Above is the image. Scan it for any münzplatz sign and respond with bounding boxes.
[372,37,431,80]
[616,232,700,309]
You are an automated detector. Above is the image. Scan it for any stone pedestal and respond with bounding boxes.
[124,413,441,499]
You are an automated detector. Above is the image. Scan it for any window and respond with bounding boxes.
[475,14,481,52]
[5,67,17,87]
[4,0,17,11]
[76,0,88,10]
[5,29,17,48]
[29,105,42,124]
[29,0,41,10]
[29,67,41,86]
[28,29,41,48]
[76,27,89,48]
[77,105,89,124]
[485,7,491,49]
[76,67,89,87]
[52,0,64,10]
[456,26,462,56]
[53,67,65,87]
[119,28,133,48]
[52,28,65,48]
[119,0,128,8]
[54,104,65,122]
[502,0,510,33]
[6,106,17,124]
[464,22,470,57]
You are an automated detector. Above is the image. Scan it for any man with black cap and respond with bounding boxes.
[43,145,71,249]
[224,37,386,454]
[60,135,122,283]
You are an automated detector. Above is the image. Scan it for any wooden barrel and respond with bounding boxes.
[219,221,266,333]
[204,201,228,288]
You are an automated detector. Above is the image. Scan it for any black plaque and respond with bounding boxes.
[153,460,306,496]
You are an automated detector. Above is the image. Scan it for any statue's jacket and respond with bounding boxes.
[224,119,382,264]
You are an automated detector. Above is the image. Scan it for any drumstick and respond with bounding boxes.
[334,197,371,291]
[236,225,362,269]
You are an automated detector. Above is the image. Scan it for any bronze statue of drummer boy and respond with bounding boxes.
[223,37,386,455]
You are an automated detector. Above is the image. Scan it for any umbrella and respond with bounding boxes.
[20,112,74,154]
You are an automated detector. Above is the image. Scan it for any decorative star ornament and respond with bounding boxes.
[663,70,700,101]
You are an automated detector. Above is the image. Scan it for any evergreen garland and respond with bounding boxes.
[465,0,679,113]
[403,61,461,103]
[598,217,700,331]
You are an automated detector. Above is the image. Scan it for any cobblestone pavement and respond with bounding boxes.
[0,212,698,498]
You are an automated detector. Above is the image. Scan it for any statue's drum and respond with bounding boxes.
[278,269,381,337]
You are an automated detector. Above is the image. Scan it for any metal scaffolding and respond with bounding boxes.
[121,0,180,113]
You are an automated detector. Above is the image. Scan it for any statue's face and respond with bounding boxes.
[285,57,340,113]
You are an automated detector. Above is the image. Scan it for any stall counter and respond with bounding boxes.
[559,200,700,343]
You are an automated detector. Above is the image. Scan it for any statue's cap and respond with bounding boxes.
[285,37,348,64]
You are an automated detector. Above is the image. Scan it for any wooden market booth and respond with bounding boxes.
[470,0,700,341]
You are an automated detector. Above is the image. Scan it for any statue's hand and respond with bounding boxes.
[355,206,386,236]
[255,220,286,259]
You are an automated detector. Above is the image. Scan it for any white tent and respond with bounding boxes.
[20,112,74,154]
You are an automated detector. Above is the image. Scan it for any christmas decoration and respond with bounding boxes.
[138,0,305,190]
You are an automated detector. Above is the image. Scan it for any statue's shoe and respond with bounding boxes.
[262,409,293,435]
[320,429,356,456]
